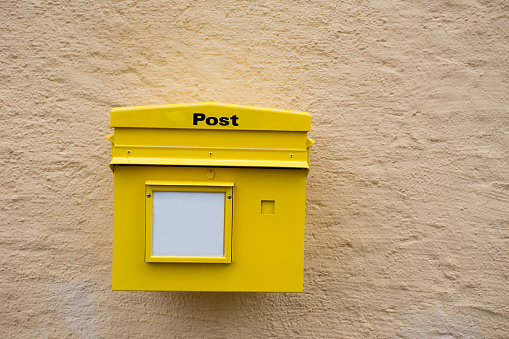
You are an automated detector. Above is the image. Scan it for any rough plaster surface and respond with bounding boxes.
[1,1,508,338]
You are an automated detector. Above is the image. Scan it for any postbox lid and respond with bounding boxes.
[110,102,311,132]
[108,102,314,170]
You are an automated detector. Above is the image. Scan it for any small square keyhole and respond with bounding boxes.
[261,200,275,214]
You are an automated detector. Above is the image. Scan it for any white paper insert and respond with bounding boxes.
[152,191,225,257]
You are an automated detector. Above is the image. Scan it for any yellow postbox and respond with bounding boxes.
[107,102,314,292]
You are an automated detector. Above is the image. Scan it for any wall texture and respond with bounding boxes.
[1,1,508,338]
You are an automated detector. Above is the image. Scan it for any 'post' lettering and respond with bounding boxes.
[193,113,239,126]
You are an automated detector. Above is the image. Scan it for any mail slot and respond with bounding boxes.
[107,102,314,292]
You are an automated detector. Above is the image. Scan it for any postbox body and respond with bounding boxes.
[109,102,313,292]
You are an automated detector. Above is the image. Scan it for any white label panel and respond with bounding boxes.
[152,191,225,257]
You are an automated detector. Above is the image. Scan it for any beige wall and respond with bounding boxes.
[1,1,508,338]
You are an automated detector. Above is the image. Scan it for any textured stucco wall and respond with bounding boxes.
[1,1,508,338]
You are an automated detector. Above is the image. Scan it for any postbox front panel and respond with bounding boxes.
[112,165,307,292]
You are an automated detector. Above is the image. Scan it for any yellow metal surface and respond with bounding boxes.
[261,200,275,214]
[109,103,312,169]
[145,181,233,264]
[112,165,307,292]
[111,102,311,131]
[109,129,312,169]
[110,102,312,292]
